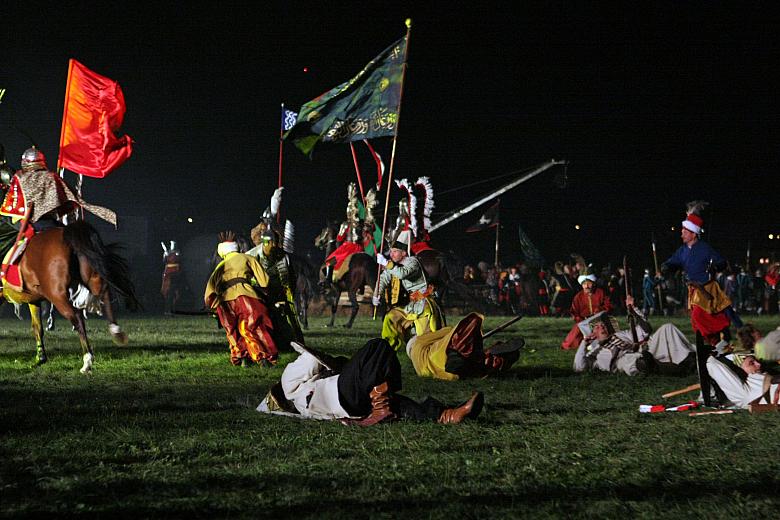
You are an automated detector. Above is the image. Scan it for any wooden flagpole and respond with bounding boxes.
[277,103,285,223]
[349,142,366,202]
[374,19,413,315]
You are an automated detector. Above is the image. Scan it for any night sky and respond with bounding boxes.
[2,2,778,282]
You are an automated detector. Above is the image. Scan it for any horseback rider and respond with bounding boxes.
[321,182,364,287]
[1,147,116,229]
[1,147,117,290]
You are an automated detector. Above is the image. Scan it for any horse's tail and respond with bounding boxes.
[63,220,141,310]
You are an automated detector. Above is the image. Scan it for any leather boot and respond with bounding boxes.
[355,382,395,426]
[438,391,484,424]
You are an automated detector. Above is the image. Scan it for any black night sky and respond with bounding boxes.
[2,2,778,292]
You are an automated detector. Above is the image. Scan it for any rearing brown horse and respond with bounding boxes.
[1,220,139,373]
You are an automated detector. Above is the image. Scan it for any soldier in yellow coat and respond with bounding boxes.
[205,231,277,366]
[406,313,523,380]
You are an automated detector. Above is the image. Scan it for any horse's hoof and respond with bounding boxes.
[80,353,94,374]
[342,324,353,329]
[34,355,48,366]
[112,331,129,346]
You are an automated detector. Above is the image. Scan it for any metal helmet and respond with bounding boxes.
[0,162,13,187]
[20,147,47,174]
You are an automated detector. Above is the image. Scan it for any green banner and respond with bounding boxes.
[284,35,407,157]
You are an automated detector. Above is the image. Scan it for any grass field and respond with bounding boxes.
[1,312,779,518]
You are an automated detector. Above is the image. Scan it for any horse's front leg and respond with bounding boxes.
[327,292,338,328]
[28,303,47,365]
[101,291,128,346]
[344,290,359,328]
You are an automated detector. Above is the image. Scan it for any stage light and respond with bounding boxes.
[670,226,675,231]
[187,217,193,223]
[303,67,309,73]
[769,234,774,240]
[574,224,580,230]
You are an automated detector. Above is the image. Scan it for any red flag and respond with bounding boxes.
[466,201,500,233]
[58,59,133,178]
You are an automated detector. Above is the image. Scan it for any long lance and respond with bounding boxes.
[374,19,413,313]
[428,159,565,232]
[651,232,663,312]
[482,313,523,340]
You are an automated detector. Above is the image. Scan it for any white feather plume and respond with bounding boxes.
[395,178,417,237]
[270,187,284,217]
[414,176,434,232]
[283,220,294,254]
[685,199,708,216]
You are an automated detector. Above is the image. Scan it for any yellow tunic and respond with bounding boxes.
[204,252,270,310]
[406,326,460,381]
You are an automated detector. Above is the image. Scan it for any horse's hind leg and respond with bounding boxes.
[28,303,48,365]
[51,295,93,374]
[100,291,128,346]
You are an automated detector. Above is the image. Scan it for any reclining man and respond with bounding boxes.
[707,352,779,409]
[573,296,696,376]
[405,312,523,381]
[257,338,484,425]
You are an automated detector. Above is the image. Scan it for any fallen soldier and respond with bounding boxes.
[405,312,524,381]
[573,310,696,376]
[707,353,779,409]
[257,338,483,425]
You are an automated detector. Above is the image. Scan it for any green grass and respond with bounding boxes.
[1,313,779,518]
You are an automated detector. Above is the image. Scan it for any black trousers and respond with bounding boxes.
[337,338,445,421]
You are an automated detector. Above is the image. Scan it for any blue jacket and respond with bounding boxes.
[662,240,726,284]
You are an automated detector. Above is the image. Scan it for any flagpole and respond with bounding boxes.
[378,19,412,254]
[277,103,285,223]
[349,142,366,202]
[374,18,413,313]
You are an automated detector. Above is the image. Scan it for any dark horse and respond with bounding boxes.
[290,252,320,330]
[315,222,452,327]
[1,220,139,373]
[315,222,378,328]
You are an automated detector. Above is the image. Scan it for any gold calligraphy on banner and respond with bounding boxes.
[324,109,397,141]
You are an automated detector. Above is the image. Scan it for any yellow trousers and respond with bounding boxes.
[381,298,444,351]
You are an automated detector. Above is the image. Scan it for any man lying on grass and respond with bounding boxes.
[257,338,484,425]
[706,351,779,409]
[573,297,696,376]
[404,312,523,381]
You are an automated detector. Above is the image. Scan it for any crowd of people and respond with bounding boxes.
[455,256,780,319]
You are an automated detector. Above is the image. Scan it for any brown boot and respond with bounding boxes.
[355,382,395,426]
[438,391,484,424]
